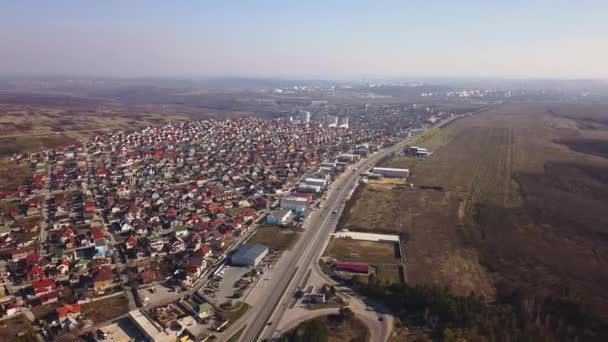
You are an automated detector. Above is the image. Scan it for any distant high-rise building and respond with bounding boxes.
[326,115,338,127]
[339,116,349,129]
[299,111,311,124]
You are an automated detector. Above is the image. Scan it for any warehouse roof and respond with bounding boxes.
[232,243,268,260]
[372,167,409,172]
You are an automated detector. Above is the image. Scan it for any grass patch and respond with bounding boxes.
[31,302,61,320]
[219,301,251,325]
[374,264,403,286]
[0,315,36,340]
[0,161,32,190]
[325,238,399,264]
[81,294,130,324]
[248,226,299,251]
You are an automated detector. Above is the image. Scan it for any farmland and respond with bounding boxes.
[338,103,608,338]
[324,239,398,265]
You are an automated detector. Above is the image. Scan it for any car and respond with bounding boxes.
[332,210,338,214]
[267,321,272,326]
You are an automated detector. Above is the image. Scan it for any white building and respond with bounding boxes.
[280,196,310,213]
[337,154,359,163]
[318,166,335,174]
[339,116,349,129]
[299,111,311,124]
[304,177,328,187]
[266,209,293,225]
[130,310,177,342]
[372,167,410,178]
[297,183,322,193]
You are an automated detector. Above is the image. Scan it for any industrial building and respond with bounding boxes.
[281,194,311,213]
[337,154,359,163]
[231,244,268,266]
[372,167,410,178]
[266,209,293,225]
[409,146,429,156]
[297,184,321,193]
[354,148,369,156]
[304,177,327,187]
[129,309,177,342]
[321,160,337,168]
[318,166,335,174]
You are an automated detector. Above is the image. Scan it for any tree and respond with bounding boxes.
[339,307,355,320]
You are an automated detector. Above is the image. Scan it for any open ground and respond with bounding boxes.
[339,103,608,323]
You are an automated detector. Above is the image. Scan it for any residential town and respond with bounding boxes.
[0,113,437,341]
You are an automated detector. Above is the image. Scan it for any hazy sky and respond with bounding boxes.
[1,1,607,79]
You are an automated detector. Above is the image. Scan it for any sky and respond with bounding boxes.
[1,0,607,80]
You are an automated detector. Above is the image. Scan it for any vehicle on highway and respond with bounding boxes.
[332,210,338,214]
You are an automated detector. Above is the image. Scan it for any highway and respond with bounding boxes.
[222,112,484,342]
[223,139,411,342]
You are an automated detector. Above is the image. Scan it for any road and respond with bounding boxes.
[223,138,412,342]
[219,111,485,342]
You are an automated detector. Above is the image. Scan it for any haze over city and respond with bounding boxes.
[2,2,608,342]
[1,0,608,79]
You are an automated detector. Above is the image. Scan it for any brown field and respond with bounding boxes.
[339,103,608,321]
[0,101,201,191]
[324,238,399,265]
[81,294,130,324]
[248,226,300,251]
[0,315,35,340]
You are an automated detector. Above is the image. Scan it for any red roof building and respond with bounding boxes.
[335,261,370,274]
[56,303,81,322]
[31,278,57,296]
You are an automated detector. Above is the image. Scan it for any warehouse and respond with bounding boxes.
[266,209,293,225]
[304,177,327,187]
[372,167,410,178]
[409,146,429,156]
[337,154,359,163]
[231,244,268,266]
[297,183,321,193]
[281,194,311,213]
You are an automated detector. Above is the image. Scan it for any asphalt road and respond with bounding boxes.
[260,143,409,341]
[219,112,484,342]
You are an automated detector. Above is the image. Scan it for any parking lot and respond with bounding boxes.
[212,266,251,304]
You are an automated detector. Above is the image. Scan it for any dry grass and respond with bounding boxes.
[81,294,130,324]
[339,103,608,321]
[0,314,35,340]
[248,226,299,251]
[325,238,399,264]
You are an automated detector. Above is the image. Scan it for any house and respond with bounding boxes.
[126,236,138,249]
[27,265,44,280]
[173,225,189,238]
[31,278,57,298]
[140,269,157,284]
[170,237,185,254]
[56,303,81,323]
[266,209,293,225]
[92,266,114,294]
[194,245,212,259]
[11,248,28,262]
[57,260,70,275]
[95,238,109,256]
